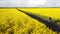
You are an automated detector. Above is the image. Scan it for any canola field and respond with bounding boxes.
[0,8,60,34]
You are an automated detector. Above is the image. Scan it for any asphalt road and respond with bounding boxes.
[16,8,60,32]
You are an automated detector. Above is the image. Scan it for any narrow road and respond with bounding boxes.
[16,8,60,32]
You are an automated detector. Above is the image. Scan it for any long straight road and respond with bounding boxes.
[16,8,60,32]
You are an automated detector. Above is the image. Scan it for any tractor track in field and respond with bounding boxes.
[16,8,60,32]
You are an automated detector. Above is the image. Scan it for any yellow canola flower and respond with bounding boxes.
[20,8,60,19]
[0,8,59,34]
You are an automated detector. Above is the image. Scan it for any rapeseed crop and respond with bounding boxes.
[0,8,59,34]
